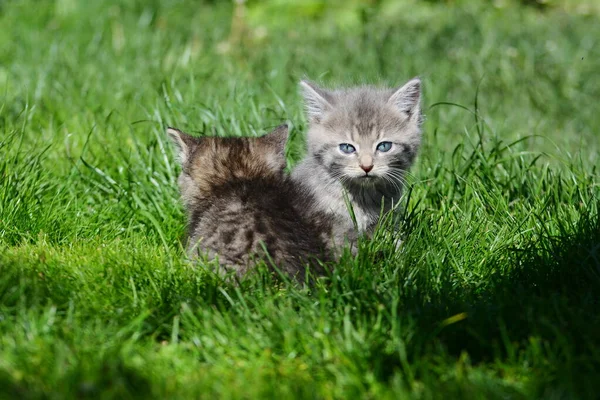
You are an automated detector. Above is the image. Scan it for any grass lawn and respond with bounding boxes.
[1,0,599,398]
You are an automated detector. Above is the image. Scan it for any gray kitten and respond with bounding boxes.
[292,78,423,252]
[167,124,333,279]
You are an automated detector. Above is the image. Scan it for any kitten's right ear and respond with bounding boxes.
[388,77,421,121]
[167,127,199,165]
[260,124,289,155]
[299,80,334,123]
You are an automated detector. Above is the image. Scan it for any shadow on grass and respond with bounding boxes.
[0,354,152,400]
[410,205,600,397]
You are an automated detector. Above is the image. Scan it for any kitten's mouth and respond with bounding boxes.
[345,174,381,189]
[356,174,378,185]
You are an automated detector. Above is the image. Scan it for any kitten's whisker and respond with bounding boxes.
[392,176,416,189]
[386,170,412,186]
[382,175,402,194]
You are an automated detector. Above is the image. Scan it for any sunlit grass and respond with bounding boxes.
[0,1,599,398]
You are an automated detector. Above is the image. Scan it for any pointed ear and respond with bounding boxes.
[167,127,199,165]
[299,80,334,123]
[259,124,289,155]
[388,77,421,120]
[258,124,289,171]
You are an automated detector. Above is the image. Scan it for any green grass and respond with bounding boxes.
[1,0,599,398]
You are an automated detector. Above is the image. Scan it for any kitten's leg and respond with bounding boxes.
[394,237,404,251]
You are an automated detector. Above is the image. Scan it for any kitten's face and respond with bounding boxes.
[167,125,288,206]
[300,79,422,188]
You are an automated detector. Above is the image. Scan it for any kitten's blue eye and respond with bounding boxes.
[376,141,392,152]
[339,143,356,154]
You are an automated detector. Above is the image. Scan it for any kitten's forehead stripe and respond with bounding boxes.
[350,124,357,143]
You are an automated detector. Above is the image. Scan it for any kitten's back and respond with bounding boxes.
[168,125,331,279]
[191,176,330,277]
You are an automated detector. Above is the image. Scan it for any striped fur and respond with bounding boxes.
[168,125,333,279]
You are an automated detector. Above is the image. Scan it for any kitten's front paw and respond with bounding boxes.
[394,237,404,251]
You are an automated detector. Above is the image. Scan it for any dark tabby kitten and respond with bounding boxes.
[167,124,333,279]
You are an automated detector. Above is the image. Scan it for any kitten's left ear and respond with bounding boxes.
[167,127,199,165]
[300,80,335,123]
[260,124,289,154]
[388,77,421,121]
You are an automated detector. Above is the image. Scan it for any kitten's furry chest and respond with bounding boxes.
[293,161,395,251]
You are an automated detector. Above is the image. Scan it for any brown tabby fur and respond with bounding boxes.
[168,124,333,279]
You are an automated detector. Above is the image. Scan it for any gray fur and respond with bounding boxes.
[292,78,423,252]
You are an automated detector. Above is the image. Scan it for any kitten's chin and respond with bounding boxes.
[349,175,382,186]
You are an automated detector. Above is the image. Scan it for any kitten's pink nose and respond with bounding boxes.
[360,164,373,173]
